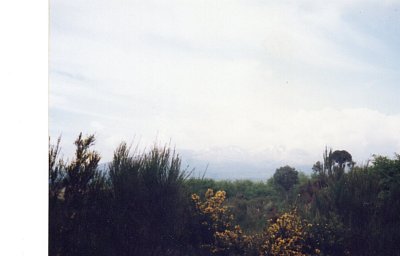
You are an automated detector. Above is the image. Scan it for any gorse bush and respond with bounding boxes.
[191,189,253,255]
[259,209,320,256]
[190,190,322,256]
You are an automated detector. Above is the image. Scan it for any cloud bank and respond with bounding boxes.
[49,0,400,177]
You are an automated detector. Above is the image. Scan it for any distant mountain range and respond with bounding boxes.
[99,154,312,180]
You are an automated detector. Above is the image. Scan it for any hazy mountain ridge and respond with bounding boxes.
[98,147,313,180]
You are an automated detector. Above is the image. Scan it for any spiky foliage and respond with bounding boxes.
[107,142,192,255]
[49,133,108,256]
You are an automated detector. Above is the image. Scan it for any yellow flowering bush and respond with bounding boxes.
[192,189,253,255]
[192,190,321,255]
[259,209,320,256]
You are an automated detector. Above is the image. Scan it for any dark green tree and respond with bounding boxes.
[49,134,109,256]
[273,165,299,201]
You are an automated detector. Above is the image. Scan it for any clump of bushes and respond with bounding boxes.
[49,134,193,256]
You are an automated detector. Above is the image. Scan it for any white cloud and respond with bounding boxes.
[49,0,400,173]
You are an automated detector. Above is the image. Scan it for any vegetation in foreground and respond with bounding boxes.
[49,134,400,256]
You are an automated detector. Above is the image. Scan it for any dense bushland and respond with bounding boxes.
[50,135,195,256]
[49,134,400,256]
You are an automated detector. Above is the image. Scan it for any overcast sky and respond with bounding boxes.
[49,0,400,178]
